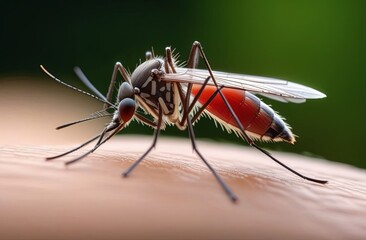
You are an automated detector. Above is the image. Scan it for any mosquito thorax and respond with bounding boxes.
[130,59,164,88]
[130,58,175,114]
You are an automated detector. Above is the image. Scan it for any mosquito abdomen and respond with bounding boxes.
[191,85,295,143]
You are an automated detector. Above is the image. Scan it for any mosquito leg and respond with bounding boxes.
[178,82,223,129]
[185,106,238,202]
[215,88,327,183]
[135,113,157,128]
[176,41,208,127]
[187,42,200,69]
[168,67,235,198]
[193,41,328,184]
[176,83,188,116]
[165,47,177,73]
[64,129,108,165]
[166,45,206,125]
[46,134,102,160]
[64,124,124,165]
[175,74,213,129]
[174,82,193,130]
[122,107,163,177]
[181,41,202,123]
[164,47,191,130]
[165,47,191,118]
[174,45,237,200]
[165,46,190,106]
[105,62,131,109]
[179,76,213,127]
[251,145,328,184]
[191,86,223,123]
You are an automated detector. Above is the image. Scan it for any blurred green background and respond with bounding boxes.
[1,1,365,168]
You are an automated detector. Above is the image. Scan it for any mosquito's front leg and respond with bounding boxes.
[105,62,131,109]
[64,123,124,165]
[122,106,163,177]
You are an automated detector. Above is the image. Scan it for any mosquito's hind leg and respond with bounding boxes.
[187,41,200,69]
[193,41,328,185]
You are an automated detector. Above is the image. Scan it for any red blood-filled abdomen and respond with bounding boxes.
[191,85,294,143]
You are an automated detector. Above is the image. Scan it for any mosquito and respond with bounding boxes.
[40,41,328,202]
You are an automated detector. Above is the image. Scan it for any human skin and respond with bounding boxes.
[1,137,366,240]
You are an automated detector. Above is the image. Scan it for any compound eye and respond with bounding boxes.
[118,98,136,123]
[118,82,134,101]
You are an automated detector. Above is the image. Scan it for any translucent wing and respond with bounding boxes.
[162,68,326,103]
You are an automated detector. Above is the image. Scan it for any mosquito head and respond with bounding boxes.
[117,82,136,123]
